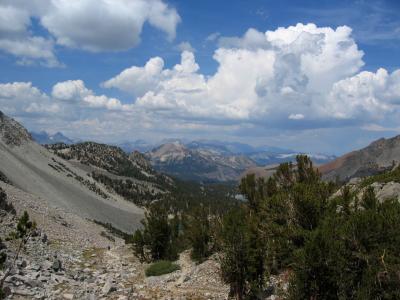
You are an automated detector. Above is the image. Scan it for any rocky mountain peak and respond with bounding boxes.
[150,142,189,162]
[0,111,32,146]
[31,131,74,145]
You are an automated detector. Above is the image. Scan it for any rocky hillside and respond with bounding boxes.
[0,112,237,299]
[46,142,157,179]
[319,135,400,182]
[0,111,32,146]
[0,111,143,232]
[146,142,257,182]
[129,150,152,171]
[46,142,174,207]
[0,183,229,299]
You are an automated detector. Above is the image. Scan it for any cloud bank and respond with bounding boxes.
[104,23,399,128]
[1,23,400,148]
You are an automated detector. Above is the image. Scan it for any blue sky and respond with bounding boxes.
[0,0,399,154]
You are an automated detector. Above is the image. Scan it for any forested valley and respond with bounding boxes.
[133,155,400,299]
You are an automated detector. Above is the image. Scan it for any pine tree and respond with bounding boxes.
[220,207,249,300]
[132,230,146,262]
[362,186,377,210]
[186,205,212,262]
[142,204,173,260]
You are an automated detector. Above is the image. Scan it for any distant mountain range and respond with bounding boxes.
[247,151,337,166]
[145,141,258,182]
[31,131,74,145]
[185,140,292,155]
[31,133,337,182]
[19,115,400,184]
[116,140,155,153]
[114,138,295,156]
[145,140,336,182]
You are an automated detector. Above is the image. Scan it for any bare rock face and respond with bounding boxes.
[372,181,400,203]
[0,111,32,146]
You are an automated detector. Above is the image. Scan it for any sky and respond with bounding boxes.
[0,0,400,155]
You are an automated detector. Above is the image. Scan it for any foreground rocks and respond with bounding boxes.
[1,236,230,299]
[0,181,230,299]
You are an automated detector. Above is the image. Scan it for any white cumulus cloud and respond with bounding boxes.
[0,0,180,65]
[0,5,60,67]
[2,23,400,144]
[52,80,92,101]
[105,23,387,127]
[103,57,165,97]
[324,68,400,120]
[40,0,180,52]
[0,80,130,122]
[52,80,129,111]
[0,82,58,116]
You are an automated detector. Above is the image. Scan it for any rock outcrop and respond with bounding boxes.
[0,111,32,146]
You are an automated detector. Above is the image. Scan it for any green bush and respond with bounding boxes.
[145,260,180,277]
